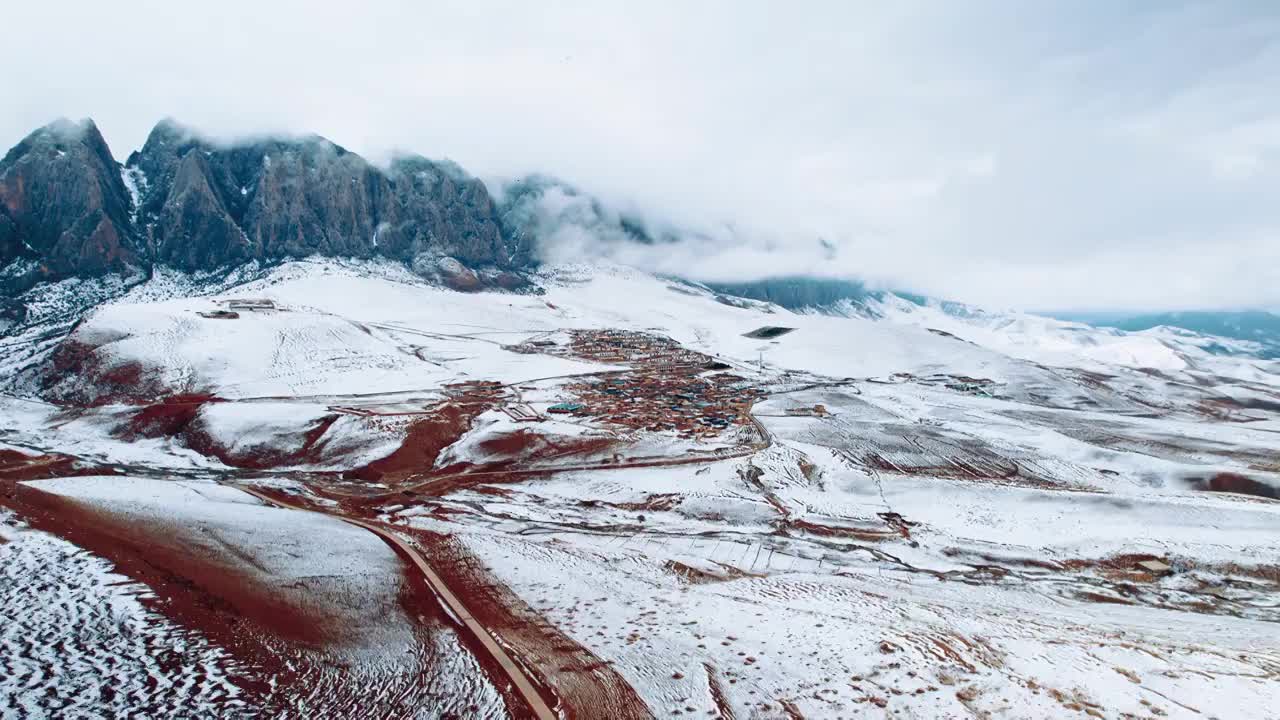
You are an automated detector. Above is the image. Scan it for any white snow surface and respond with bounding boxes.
[0,508,245,720]
[3,259,1279,718]
[18,476,511,718]
[23,476,417,654]
[57,279,613,401]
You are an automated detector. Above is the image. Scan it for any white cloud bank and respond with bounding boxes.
[4,1,1279,311]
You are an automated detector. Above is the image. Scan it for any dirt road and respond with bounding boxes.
[237,487,559,720]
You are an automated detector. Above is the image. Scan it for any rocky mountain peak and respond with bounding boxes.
[1,117,537,294]
[0,117,141,292]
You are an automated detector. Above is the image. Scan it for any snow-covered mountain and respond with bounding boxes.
[3,256,1278,718]
[1047,309,1280,359]
[0,118,533,299]
[4,117,1280,718]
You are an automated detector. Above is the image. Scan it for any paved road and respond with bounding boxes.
[237,486,558,720]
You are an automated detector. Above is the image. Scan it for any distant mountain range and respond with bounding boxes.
[703,277,876,310]
[3,118,1277,359]
[701,277,1280,359]
[1040,310,1280,358]
[0,117,532,296]
[1048,310,1280,340]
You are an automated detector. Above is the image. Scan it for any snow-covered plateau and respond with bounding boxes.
[1,259,1277,719]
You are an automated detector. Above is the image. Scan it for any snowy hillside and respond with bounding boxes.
[2,259,1278,718]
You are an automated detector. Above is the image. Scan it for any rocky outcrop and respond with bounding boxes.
[153,150,252,269]
[124,118,529,273]
[0,207,19,263]
[0,117,534,294]
[0,119,142,290]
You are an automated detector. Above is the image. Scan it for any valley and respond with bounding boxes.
[2,259,1277,718]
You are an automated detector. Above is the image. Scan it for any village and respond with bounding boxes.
[512,328,767,441]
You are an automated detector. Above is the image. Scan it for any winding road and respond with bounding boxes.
[236,486,559,720]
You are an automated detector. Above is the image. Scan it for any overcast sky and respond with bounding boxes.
[5,1,1278,311]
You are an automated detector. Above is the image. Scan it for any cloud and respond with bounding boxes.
[3,1,1279,311]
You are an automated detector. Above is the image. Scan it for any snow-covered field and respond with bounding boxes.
[1,259,1277,717]
[436,515,1278,718]
[399,434,1279,718]
[10,476,512,718]
[0,508,246,720]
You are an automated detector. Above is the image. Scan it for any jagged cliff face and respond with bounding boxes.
[0,117,533,292]
[0,119,142,290]
[126,120,528,272]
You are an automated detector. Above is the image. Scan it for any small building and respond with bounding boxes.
[198,310,240,320]
[547,402,585,414]
[227,298,276,312]
[785,404,829,417]
[503,404,541,422]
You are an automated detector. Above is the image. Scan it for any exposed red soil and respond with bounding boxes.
[789,518,898,542]
[704,663,737,720]
[471,484,516,497]
[9,484,339,647]
[1061,553,1165,572]
[476,429,619,466]
[665,560,761,584]
[779,698,806,719]
[354,401,490,484]
[46,337,99,378]
[44,338,175,406]
[398,526,655,720]
[0,483,297,710]
[353,419,619,501]
[665,560,725,583]
[1076,591,1137,606]
[236,484,331,512]
[579,493,682,513]
[878,511,916,540]
[1198,561,1280,585]
[1193,472,1279,500]
[184,413,340,470]
[239,486,549,719]
[0,448,106,482]
[386,540,541,720]
[99,360,143,387]
[118,393,224,439]
[477,428,547,456]
[1059,553,1170,585]
[2,477,526,717]
[107,394,355,470]
[382,444,763,504]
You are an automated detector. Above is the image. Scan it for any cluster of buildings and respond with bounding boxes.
[198,298,279,321]
[513,329,714,368]
[567,369,764,439]
[226,298,277,312]
[511,328,764,440]
[442,380,507,402]
[878,371,998,398]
